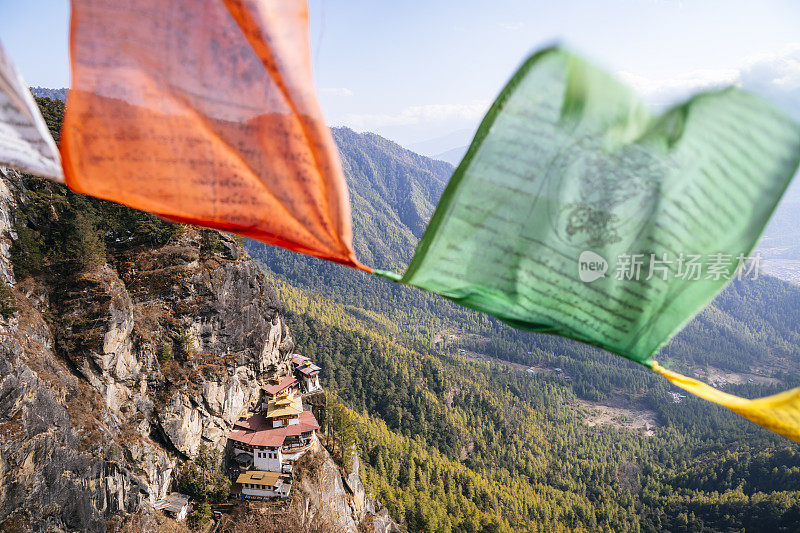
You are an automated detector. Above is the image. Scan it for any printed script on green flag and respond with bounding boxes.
[384,47,800,364]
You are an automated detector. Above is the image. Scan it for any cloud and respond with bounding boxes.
[739,44,800,91]
[332,44,800,146]
[618,43,800,118]
[341,101,490,129]
[320,87,354,97]
[618,69,739,103]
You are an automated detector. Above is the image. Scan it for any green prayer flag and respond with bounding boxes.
[386,47,800,364]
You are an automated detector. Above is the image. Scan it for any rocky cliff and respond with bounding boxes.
[293,445,399,533]
[214,444,400,533]
[0,167,396,532]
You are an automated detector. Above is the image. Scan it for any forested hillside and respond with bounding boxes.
[248,128,800,531]
[245,127,495,342]
[247,128,800,395]
[275,279,800,532]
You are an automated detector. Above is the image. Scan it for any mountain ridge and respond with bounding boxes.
[250,127,800,386]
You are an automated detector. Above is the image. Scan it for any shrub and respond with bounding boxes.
[200,230,222,254]
[0,284,17,319]
[175,445,231,504]
[130,212,179,247]
[191,502,213,527]
[68,211,107,271]
[326,396,357,468]
[157,343,173,363]
[176,331,197,359]
[10,218,45,279]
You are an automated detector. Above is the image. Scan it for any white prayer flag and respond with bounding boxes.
[0,41,63,181]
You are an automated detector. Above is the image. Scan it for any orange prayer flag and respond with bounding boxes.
[61,0,367,270]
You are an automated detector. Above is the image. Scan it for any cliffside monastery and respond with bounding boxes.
[227,354,323,500]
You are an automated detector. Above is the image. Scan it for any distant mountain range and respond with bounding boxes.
[432,145,467,165]
[407,128,472,165]
[757,178,800,283]
[30,86,67,102]
[245,127,477,337]
[407,127,473,156]
[332,127,452,269]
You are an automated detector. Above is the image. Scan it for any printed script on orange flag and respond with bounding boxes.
[61,0,367,270]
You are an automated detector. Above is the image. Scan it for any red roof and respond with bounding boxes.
[292,354,310,365]
[262,375,299,396]
[297,364,321,377]
[228,427,286,448]
[234,413,271,432]
[228,411,320,449]
[292,410,320,434]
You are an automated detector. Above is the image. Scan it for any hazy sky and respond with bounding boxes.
[1,0,798,151]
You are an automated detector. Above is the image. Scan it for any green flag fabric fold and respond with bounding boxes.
[388,47,800,365]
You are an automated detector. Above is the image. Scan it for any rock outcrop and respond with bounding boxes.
[0,168,294,531]
[292,444,401,533]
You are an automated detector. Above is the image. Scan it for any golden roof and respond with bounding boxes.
[236,470,282,486]
[267,389,303,419]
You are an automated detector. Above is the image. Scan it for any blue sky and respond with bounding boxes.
[1,0,799,152]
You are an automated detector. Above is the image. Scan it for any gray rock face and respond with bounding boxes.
[296,445,362,532]
[0,174,16,285]
[0,168,400,533]
[0,168,293,531]
[293,444,402,533]
[343,451,368,518]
